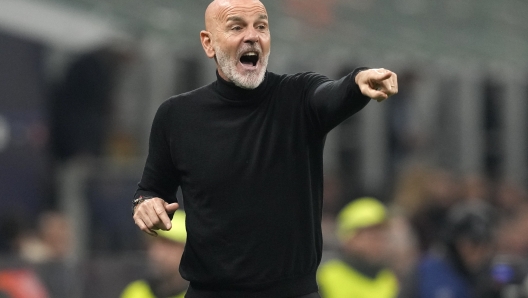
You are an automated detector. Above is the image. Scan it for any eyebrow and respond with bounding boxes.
[226,14,268,23]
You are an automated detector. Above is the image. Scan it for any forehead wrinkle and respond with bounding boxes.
[216,5,267,24]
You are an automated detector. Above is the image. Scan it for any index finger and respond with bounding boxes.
[372,69,392,82]
[152,199,173,230]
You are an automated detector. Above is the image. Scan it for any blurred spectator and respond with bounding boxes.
[483,214,528,297]
[392,162,432,217]
[386,207,419,287]
[476,202,528,298]
[462,173,492,203]
[493,179,528,217]
[0,269,49,298]
[17,211,72,264]
[317,197,399,298]
[495,204,528,259]
[0,212,54,297]
[9,211,78,298]
[120,210,188,298]
[400,201,496,298]
[394,164,461,253]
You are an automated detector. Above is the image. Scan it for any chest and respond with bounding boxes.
[168,96,316,187]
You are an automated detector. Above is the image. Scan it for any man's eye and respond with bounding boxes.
[232,26,242,31]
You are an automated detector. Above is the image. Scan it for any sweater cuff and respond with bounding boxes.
[133,190,162,202]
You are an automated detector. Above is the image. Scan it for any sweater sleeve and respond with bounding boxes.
[305,67,371,133]
[134,100,180,203]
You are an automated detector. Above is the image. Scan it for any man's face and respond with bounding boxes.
[343,224,389,265]
[202,0,271,89]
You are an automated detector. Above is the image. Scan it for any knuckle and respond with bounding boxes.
[153,197,164,203]
[136,203,148,212]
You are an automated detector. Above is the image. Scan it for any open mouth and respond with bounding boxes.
[240,51,259,67]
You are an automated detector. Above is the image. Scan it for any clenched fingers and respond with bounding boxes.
[134,217,158,236]
[133,197,177,236]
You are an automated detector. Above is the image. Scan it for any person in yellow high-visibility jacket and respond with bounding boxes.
[121,211,188,298]
[317,197,399,298]
[120,279,185,298]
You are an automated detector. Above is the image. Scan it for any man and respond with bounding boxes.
[121,211,188,298]
[317,197,399,298]
[132,0,398,297]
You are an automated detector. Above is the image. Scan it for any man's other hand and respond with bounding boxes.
[133,197,179,236]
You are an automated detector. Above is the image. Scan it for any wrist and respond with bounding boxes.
[354,70,366,85]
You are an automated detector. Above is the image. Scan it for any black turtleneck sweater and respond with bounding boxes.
[135,69,370,298]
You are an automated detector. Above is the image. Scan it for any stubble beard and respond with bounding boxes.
[214,44,269,90]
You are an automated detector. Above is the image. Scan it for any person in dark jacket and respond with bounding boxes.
[400,201,496,298]
[131,0,399,297]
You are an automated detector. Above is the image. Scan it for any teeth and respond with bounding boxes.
[243,52,258,56]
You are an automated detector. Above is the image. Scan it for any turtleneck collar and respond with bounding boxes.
[213,70,270,106]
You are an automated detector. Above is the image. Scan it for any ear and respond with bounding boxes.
[200,30,215,58]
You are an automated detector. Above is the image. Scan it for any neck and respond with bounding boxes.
[213,70,270,105]
[217,67,230,83]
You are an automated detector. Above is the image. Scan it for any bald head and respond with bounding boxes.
[200,0,270,89]
[205,0,267,31]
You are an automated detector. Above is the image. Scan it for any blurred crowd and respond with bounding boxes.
[320,163,528,298]
[392,164,528,298]
[1,157,528,297]
[1,0,527,296]
[0,37,527,298]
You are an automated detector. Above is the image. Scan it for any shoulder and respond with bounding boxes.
[155,83,215,118]
[417,252,465,285]
[166,83,214,105]
[418,252,450,272]
[270,71,331,86]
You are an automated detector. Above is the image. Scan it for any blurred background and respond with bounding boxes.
[0,0,527,297]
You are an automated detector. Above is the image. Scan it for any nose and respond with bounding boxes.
[244,27,259,44]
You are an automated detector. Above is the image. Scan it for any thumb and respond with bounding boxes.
[165,202,180,214]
